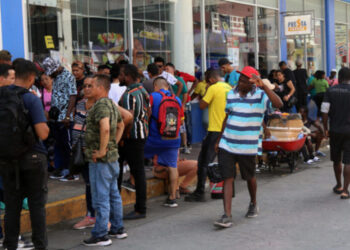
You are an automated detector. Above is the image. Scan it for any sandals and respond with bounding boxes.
[333,185,343,195]
[340,190,350,199]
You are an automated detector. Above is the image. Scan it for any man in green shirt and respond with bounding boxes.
[83,74,126,247]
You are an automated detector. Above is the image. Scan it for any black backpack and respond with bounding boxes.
[0,86,37,159]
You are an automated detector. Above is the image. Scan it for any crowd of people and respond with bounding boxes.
[0,47,349,249]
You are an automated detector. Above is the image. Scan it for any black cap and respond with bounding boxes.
[218,58,232,67]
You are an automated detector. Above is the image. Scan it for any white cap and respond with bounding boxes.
[331,69,337,72]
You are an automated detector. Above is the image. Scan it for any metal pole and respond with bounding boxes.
[254,6,259,70]
[200,0,207,78]
[124,0,128,55]
[128,0,134,63]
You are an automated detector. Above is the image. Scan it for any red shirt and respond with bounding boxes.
[177,71,196,84]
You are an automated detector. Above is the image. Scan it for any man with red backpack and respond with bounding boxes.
[145,77,184,208]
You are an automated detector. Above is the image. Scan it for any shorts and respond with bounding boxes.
[180,124,186,134]
[218,148,256,181]
[330,132,350,164]
[144,146,179,168]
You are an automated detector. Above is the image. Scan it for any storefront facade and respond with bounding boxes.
[0,0,349,76]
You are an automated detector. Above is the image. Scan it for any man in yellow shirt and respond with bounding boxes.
[185,69,231,202]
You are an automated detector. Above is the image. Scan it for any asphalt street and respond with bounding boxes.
[45,150,350,250]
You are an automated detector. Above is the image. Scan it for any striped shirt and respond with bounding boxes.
[72,99,87,147]
[219,87,272,155]
[119,83,150,139]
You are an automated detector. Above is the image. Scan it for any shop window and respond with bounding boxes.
[335,23,348,70]
[257,8,279,78]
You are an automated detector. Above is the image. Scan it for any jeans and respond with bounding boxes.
[118,139,147,214]
[53,122,72,171]
[195,132,220,194]
[81,163,95,217]
[89,161,123,238]
[0,152,48,250]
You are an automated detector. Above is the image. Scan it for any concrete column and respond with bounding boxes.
[172,0,195,75]
[279,0,287,62]
[58,0,73,67]
[325,0,336,75]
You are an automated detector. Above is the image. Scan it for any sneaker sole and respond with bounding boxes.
[163,203,178,208]
[246,214,258,218]
[83,239,112,247]
[214,222,232,228]
[122,186,136,192]
[74,224,95,230]
[109,233,128,239]
[49,176,64,180]
[60,179,79,182]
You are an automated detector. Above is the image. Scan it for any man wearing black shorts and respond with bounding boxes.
[322,67,350,199]
[214,67,282,228]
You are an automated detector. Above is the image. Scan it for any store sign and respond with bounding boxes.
[44,35,55,49]
[284,15,312,36]
[29,0,57,7]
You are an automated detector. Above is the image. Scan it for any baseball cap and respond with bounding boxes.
[42,57,60,76]
[331,69,337,72]
[218,58,232,67]
[237,66,260,79]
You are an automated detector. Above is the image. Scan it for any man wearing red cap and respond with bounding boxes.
[214,66,282,228]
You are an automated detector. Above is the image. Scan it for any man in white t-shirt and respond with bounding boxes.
[109,63,126,103]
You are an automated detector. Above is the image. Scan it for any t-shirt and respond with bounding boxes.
[219,87,272,155]
[142,78,155,94]
[310,78,329,94]
[108,82,126,104]
[171,76,188,102]
[42,88,52,112]
[322,83,350,134]
[307,75,316,97]
[202,81,232,132]
[293,68,308,93]
[85,98,122,162]
[9,85,47,154]
[177,72,196,84]
[224,70,240,87]
[194,81,208,97]
[51,69,77,121]
[143,71,178,85]
[327,77,338,86]
[146,89,184,148]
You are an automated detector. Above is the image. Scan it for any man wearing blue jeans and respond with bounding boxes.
[83,74,126,246]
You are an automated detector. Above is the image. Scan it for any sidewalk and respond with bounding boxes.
[42,149,350,250]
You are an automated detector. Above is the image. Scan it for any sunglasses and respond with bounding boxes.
[83,84,93,89]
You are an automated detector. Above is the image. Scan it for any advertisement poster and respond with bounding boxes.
[227,48,239,67]
[284,15,312,36]
[219,14,230,44]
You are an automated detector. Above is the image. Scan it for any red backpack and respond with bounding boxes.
[157,91,181,139]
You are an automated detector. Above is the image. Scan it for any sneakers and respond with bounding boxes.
[18,235,34,249]
[316,151,326,157]
[304,159,314,165]
[245,202,259,218]
[184,192,206,202]
[60,174,79,182]
[214,214,233,228]
[163,198,178,208]
[73,216,96,230]
[312,156,320,162]
[122,180,136,192]
[108,227,128,239]
[182,147,191,154]
[49,169,64,179]
[83,235,112,247]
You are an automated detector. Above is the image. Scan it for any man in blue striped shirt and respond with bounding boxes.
[214,66,282,228]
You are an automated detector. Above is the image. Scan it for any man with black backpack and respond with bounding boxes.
[0,59,49,250]
[145,77,184,207]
